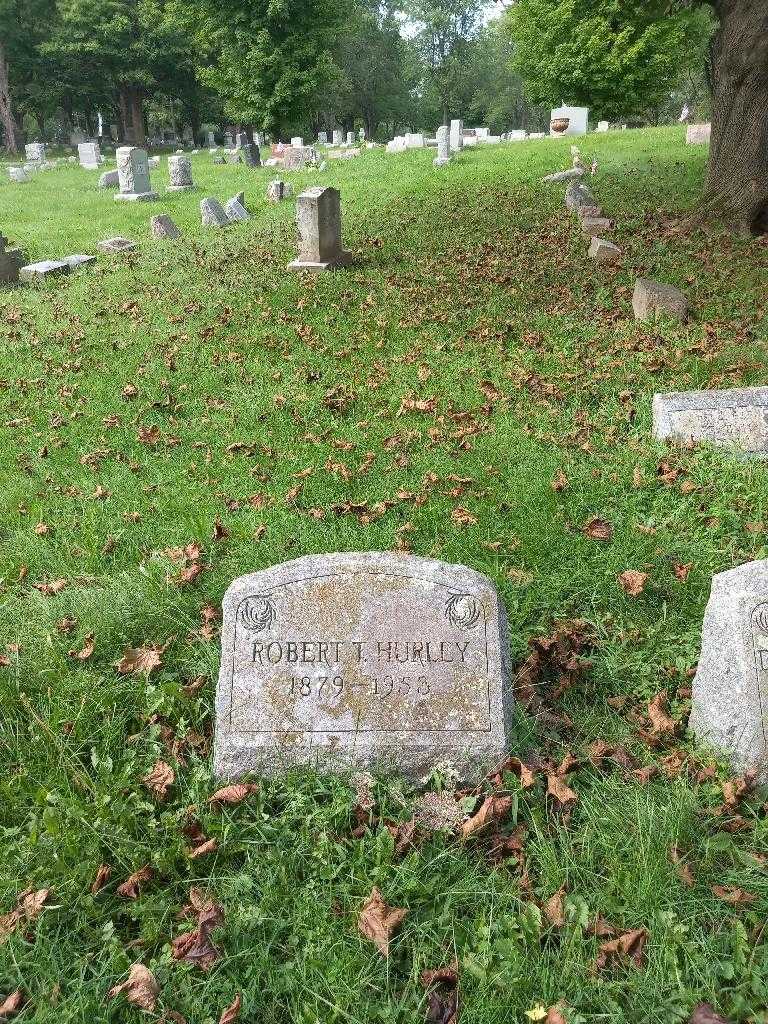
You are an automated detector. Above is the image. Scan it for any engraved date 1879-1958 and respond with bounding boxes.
[288,674,431,698]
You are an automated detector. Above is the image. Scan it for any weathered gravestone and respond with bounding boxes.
[0,233,24,283]
[589,237,622,264]
[288,186,352,272]
[213,552,512,778]
[19,259,70,282]
[201,197,230,228]
[449,119,464,153]
[653,386,768,453]
[207,131,216,147]
[332,129,343,146]
[267,179,291,202]
[150,214,181,239]
[114,146,158,201]
[78,142,101,169]
[25,142,45,162]
[690,559,768,779]
[433,126,450,167]
[225,195,250,222]
[596,120,610,132]
[8,167,29,183]
[686,123,711,145]
[633,278,688,322]
[235,133,261,167]
[167,155,194,191]
[97,236,136,254]
[318,131,328,144]
[98,169,120,189]
[346,131,355,145]
[581,216,613,239]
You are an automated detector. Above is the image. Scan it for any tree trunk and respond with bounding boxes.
[0,40,20,154]
[129,88,146,147]
[704,0,768,234]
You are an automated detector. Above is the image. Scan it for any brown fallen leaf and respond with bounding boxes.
[595,927,648,971]
[143,760,175,800]
[618,570,648,597]
[0,990,24,1019]
[207,783,258,807]
[544,1006,567,1024]
[117,644,166,676]
[722,773,755,809]
[357,887,407,956]
[647,692,677,739]
[219,993,242,1024]
[68,633,95,661]
[582,517,613,542]
[384,819,417,859]
[171,894,224,971]
[108,964,159,1011]
[547,774,578,806]
[0,888,50,944]
[421,963,458,1024]
[551,469,569,492]
[543,885,567,928]
[711,885,756,905]
[116,865,153,900]
[188,837,219,859]
[460,794,513,839]
[91,864,112,894]
[688,1004,732,1024]
[488,756,535,789]
[669,845,695,887]
[451,507,477,528]
[32,579,67,596]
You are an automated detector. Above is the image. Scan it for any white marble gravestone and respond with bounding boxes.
[690,559,768,779]
[214,552,512,778]
[434,126,450,167]
[449,120,464,153]
[25,143,45,162]
[550,104,589,136]
[114,147,158,201]
[78,142,101,169]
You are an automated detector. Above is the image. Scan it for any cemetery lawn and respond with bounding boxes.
[2,127,768,1024]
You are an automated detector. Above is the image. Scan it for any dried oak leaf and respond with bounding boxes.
[171,895,224,971]
[219,994,242,1024]
[188,838,218,859]
[107,964,159,1011]
[116,865,153,900]
[421,963,458,1024]
[357,887,407,956]
[647,692,677,739]
[711,885,756,905]
[117,644,166,676]
[547,774,578,806]
[582,517,613,542]
[722,773,755,809]
[91,864,112,894]
[488,756,535,789]
[595,927,648,971]
[69,633,95,661]
[689,1004,732,1024]
[460,794,514,839]
[207,783,258,808]
[0,888,50,944]
[143,760,175,800]
[543,885,567,928]
[0,990,24,1019]
[669,846,695,887]
[618,570,648,597]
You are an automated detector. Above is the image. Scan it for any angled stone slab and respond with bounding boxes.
[225,196,250,222]
[633,278,688,322]
[98,170,120,189]
[542,168,585,183]
[201,197,230,227]
[150,214,181,239]
[690,559,768,779]
[581,216,613,238]
[589,237,622,264]
[97,236,136,254]
[213,552,512,779]
[19,260,71,282]
[64,254,96,270]
[653,386,768,453]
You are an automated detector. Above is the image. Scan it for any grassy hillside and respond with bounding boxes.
[1,127,768,1023]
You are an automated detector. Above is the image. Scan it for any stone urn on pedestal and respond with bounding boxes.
[550,117,570,135]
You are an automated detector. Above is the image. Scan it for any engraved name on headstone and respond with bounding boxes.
[214,553,512,778]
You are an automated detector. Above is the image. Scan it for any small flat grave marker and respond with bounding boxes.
[214,552,512,779]
[653,386,768,454]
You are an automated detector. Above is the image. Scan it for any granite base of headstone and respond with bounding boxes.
[653,386,768,454]
[589,237,621,264]
[213,552,512,779]
[97,236,137,254]
[690,559,768,780]
[19,260,71,282]
[581,216,613,238]
[288,186,352,272]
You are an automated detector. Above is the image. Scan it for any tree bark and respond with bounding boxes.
[0,40,20,154]
[704,0,768,234]
[129,88,146,147]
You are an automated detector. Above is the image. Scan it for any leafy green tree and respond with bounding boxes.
[465,23,548,134]
[506,0,709,122]
[172,0,354,135]
[0,0,58,149]
[405,0,484,125]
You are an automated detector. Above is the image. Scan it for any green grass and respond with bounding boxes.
[2,126,768,1023]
